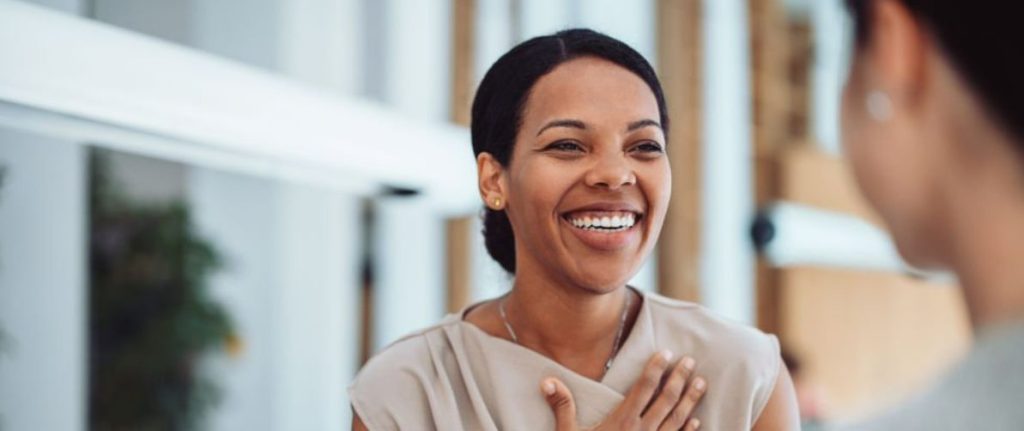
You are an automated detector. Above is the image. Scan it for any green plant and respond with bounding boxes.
[88,152,235,430]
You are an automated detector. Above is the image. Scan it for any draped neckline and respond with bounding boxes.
[447,287,660,397]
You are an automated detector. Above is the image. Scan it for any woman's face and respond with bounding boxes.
[496,57,670,292]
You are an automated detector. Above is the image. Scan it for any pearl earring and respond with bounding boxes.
[866,90,893,122]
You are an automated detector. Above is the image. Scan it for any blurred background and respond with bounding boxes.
[0,0,971,429]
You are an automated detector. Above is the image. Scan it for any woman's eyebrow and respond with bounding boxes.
[626,119,661,132]
[536,119,586,136]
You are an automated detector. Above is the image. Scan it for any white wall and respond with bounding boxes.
[271,183,360,430]
[474,0,514,85]
[0,129,86,431]
[701,0,755,323]
[514,0,656,63]
[189,169,278,430]
[372,196,446,350]
[363,0,454,349]
[518,0,572,41]
[577,0,656,64]
[812,0,851,155]
[189,0,282,70]
[190,170,361,430]
[90,0,193,48]
[0,8,90,427]
[91,0,364,96]
[278,0,364,96]
[379,0,452,121]
[17,0,83,14]
[469,215,511,302]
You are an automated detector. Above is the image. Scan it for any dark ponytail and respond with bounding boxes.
[481,208,517,273]
[470,28,668,274]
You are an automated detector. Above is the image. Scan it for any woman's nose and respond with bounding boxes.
[584,153,636,190]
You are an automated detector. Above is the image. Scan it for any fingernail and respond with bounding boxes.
[694,377,706,391]
[692,418,701,429]
[543,380,556,395]
[682,356,695,370]
[661,350,674,362]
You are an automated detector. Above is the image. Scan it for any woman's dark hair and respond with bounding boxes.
[846,0,1024,144]
[471,28,668,274]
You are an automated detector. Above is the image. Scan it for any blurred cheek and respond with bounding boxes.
[841,76,923,261]
[841,73,868,161]
[841,73,883,201]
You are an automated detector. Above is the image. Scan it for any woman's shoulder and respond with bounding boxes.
[642,291,781,379]
[641,291,782,419]
[347,320,459,429]
[643,290,778,354]
[351,318,460,383]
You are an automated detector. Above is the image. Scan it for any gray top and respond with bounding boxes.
[842,320,1024,430]
[349,290,782,431]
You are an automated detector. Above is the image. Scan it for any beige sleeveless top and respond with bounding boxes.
[348,290,781,431]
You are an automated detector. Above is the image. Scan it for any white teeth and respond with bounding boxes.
[566,212,639,231]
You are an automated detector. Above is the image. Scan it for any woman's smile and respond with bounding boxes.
[559,204,644,251]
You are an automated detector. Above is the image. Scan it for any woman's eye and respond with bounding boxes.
[631,141,664,154]
[546,141,584,152]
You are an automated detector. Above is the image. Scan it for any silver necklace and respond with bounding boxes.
[498,290,633,373]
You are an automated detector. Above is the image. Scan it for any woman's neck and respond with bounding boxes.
[948,200,1024,330]
[503,267,636,378]
[942,142,1024,330]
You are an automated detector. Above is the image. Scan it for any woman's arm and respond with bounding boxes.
[752,361,801,430]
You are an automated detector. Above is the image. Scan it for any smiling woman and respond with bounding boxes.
[348,29,799,431]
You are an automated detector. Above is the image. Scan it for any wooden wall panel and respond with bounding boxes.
[446,217,474,312]
[778,146,882,225]
[750,0,790,334]
[778,267,970,418]
[450,0,475,126]
[446,0,476,312]
[656,0,703,302]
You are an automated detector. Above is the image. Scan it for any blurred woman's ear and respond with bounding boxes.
[863,0,929,107]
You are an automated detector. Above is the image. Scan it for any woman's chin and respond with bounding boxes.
[568,265,639,293]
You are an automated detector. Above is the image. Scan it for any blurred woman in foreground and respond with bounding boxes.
[841,0,1024,428]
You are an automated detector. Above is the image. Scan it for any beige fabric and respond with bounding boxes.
[349,290,781,431]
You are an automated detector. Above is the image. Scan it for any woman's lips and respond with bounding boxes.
[560,211,642,251]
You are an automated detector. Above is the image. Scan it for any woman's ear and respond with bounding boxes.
[867,0,929,100]
[477,152,506,210]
